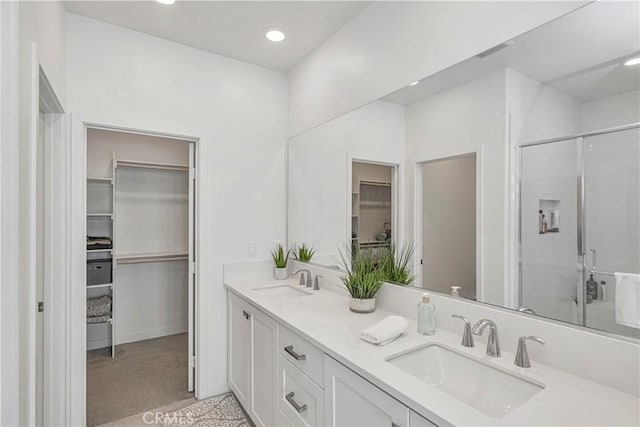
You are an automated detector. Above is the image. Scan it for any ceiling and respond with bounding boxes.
[65,1,369,72]
[384,1,640,105]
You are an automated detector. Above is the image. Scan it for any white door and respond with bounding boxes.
[188,142,196,391]
[324,355,409,427]
[227,293,250,407]
[249,307,277,427]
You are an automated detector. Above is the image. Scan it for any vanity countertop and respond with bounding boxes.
[224,277,640,426]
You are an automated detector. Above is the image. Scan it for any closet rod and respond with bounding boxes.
[116,253,188,265]
[360,180,391,187]
[116,159,189,172]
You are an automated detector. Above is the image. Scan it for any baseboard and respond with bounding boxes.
[116,325,188,345]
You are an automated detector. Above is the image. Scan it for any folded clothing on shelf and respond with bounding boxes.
[87,315,112,324]
[87,295,112,318]
[87,236,112,250]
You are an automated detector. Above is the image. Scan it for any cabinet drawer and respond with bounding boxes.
[279,409,295,427]
[279,355,324,427]
[278,325,324,387]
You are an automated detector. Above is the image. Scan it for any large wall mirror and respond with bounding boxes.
[288,1,640,340]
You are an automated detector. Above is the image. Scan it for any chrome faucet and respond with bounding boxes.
[451,314,474,347]
[293,269,312,287]
[313,275,323,291]
[514,336,546,368]
[517,307,536,315]
[472,319,500,357]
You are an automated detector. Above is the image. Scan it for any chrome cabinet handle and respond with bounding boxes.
[285,392,307,413]
[284,345,306,360]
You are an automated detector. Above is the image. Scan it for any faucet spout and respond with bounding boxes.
[472,319,500,357]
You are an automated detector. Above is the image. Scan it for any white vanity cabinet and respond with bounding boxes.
[324,355,410,427]
[227,290,439,427]
[227,292,277,427]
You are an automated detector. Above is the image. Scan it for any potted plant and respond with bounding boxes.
[339,245,387,313]
[271,244,291,280]
[380,242,415,285]
[293,243,316,262]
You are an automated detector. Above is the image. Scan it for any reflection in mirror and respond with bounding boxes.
[351,161,395,252]
[288,0,640,340]
[418,154,477,300]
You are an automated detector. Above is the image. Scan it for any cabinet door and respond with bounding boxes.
[324,355,409,427]
[409,410,438,427]
[249,306,278,427]
[228,293,250,408]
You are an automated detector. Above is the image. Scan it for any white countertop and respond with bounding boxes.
[225,277,640,426]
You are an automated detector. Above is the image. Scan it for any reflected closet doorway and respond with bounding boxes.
[349,160,398,253]
[84,127,197,426]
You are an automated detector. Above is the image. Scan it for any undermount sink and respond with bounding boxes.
[386,343,544,418]
[253,284,312,298]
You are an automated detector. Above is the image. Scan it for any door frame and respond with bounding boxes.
[414,148,484,299]
[346,153,404,256]
[67,114,207,425]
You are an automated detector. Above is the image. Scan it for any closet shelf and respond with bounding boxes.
[87,248,113,253]
[87,177,113,183]
[87,213,113,218]
[116,159,189,173]
[116,252,189,265]
[87,283,113,289]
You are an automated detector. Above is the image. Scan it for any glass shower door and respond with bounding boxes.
[583,127,640,339]
[519,139,582,325]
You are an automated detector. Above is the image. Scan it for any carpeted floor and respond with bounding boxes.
[87,333,194,427]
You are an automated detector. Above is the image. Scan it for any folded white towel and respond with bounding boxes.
[615,272,640,329]
[361,315,408,346]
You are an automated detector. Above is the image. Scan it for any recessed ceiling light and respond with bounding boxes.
[155,0,175,4]
[624,56,640,66]
[265,29,285,42]
[409,81,420,86]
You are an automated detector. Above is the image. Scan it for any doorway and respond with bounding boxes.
[84,128,197,426]
[418,154,477,299]
[350,161,397,252]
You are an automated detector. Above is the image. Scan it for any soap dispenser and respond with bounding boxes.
[417,293,436,336]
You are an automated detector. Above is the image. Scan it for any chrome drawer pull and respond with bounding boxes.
[285,392,307,413]
[284,345,306,360]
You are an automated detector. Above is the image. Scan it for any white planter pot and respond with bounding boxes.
[274,267,288,280]
[349,297,376,313]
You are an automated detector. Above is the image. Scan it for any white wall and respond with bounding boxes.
[288,1,588,137]
[288,100,405,266]
[19,1,67,108]
[581,90,640,132]
[506,68,581,145]
[67,13,288,398]
[405,69,506,305]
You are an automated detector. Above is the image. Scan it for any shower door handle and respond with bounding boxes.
[590,249,597,272]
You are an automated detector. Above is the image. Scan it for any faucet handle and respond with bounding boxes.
[313,275,323,291]
[514,335,546,368]
[451,314,474,347]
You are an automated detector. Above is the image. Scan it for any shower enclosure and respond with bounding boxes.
[518,124,639,339]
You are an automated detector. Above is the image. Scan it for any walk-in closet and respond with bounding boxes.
[351,161,394,250]
[85,129,195,426]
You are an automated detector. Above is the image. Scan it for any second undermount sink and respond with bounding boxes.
[386,343,544,419]
[253,284,312,298]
